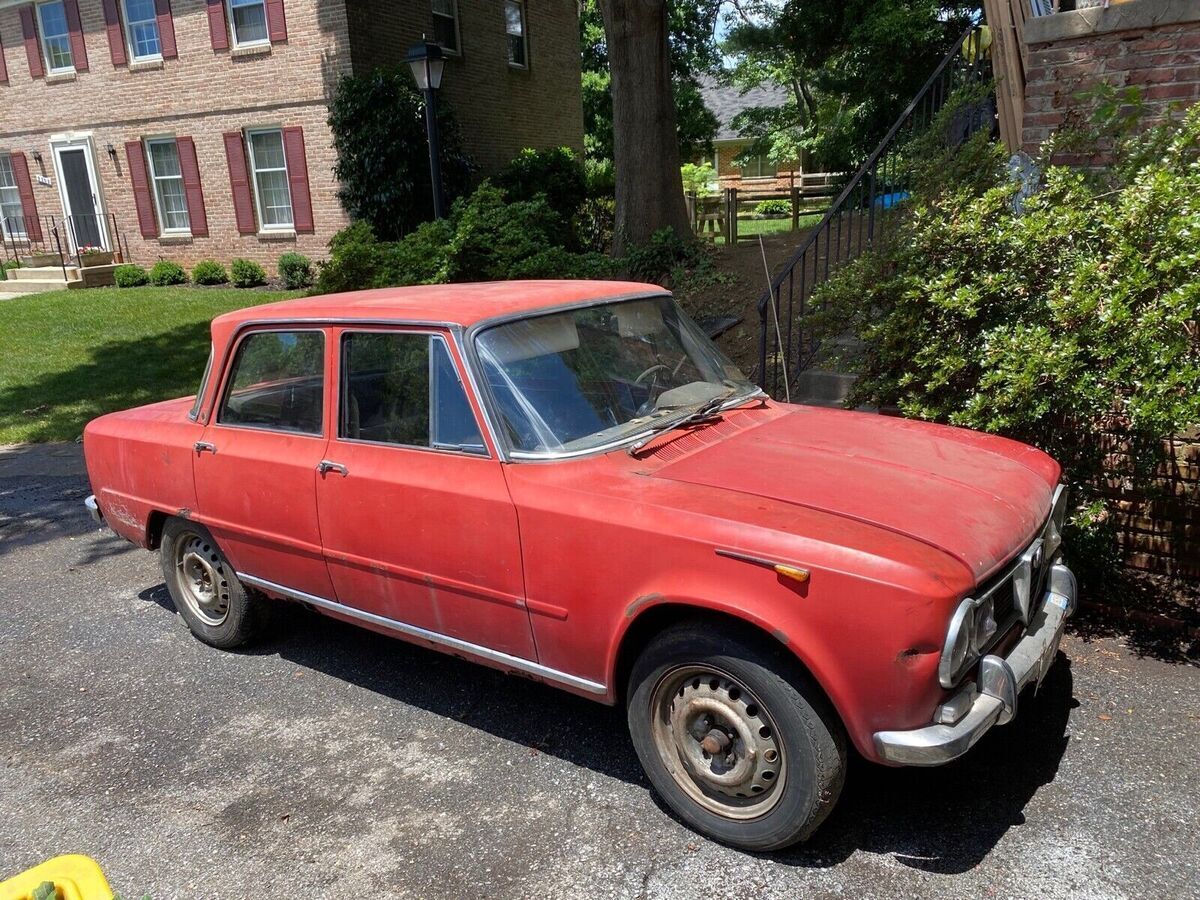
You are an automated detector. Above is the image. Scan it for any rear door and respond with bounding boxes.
[193,327,336,600]
[314,326,536,660]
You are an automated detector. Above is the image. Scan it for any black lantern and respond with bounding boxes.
[406,40,447,219]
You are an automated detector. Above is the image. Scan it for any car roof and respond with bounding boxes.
[210,280,668,339]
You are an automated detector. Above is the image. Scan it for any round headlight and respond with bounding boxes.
[939,599,976,687]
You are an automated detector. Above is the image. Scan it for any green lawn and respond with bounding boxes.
[0,287,300,444]
[711,212,825,244]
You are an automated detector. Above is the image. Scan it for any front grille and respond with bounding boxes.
[971,507,1060,654]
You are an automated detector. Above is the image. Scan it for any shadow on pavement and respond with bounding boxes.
[137,583,1075,872]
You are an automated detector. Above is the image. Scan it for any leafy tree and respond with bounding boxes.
[328,67,475,241]
[723,0,980,170]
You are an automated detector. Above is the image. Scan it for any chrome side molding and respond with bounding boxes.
[236,572,608,696]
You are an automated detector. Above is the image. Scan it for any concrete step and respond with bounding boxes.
[0,277,82,293]
[5,265,80,282]
[78,263,116,288]
[793,368,858,407]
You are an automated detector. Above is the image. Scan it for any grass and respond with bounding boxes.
[710,212,825,245]
[0,287,300,444]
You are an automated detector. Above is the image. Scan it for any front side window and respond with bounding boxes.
[246,129,293,230]
[123,0,162,59]
[504,0,527,68]
[431,0,459,54]
[37,1,74,73]
[341,331,484,452]
[146,139,190,233]
[476,296,755,455]
[0,155,26,238]
[219,330,325,434]
[228,0,268,46]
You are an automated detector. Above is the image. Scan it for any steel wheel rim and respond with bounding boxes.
[174,534,231,627]
[649,664,787,820]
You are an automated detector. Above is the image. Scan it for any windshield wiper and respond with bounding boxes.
[627,389,751,456]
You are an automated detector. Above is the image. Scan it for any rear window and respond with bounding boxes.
[218,330,325,434]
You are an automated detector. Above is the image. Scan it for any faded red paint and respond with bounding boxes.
[83,281,1061,763]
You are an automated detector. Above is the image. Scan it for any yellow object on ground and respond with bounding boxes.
[0,855,113,900]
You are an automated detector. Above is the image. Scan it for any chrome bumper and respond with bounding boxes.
[84,494,103,524]
[874,561,1077,766]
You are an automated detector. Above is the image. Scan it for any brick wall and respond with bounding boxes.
[345,0,583,174]
[712,140,800,193]
[1022,0,1200,156]
[0,0,354,269]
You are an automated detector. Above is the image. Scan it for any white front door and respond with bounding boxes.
[51,138,109,251]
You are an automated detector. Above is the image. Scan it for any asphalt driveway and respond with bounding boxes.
[2,444,1198,899]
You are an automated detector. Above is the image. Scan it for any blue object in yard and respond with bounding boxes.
[875,191,910,209]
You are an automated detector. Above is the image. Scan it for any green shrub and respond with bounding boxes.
[329,67,474,240]
[190,259,228,285]
[230,258,267,288]
[809,104,1200,585]
[148,260,186,286]
[680,161,718,197]
[315,220,454,295]
[113,263,149,287]
[447,184,565,281]
[1,259,21,279]
[278,252,314,289]
[754,199,791,217]
[492,147,588,228]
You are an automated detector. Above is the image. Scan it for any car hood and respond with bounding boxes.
[650,406,1060,583]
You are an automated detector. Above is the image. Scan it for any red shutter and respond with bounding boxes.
[155,0,177,59]
[20,6,44,79]
[10,152,43,242]
[101,0,126,67]
[281,127,313,233]
[126,142,158,238]
[63,0,88,72]
[206,0,228,50]
[266,0,287,43]
[176,137,208,237]
[224,131,256,234]
[0,32,9,83]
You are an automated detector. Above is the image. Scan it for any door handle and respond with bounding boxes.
[193,441,217,454]
[317,460,349,477]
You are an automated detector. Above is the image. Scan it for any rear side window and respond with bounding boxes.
[340,331,485,453]
[219,330,325,434]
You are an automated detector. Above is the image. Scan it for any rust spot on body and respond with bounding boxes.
[626,593,664,618]
[177,507,191,519]
[897,645,939,665]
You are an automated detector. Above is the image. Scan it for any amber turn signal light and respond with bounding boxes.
[773,564,810,583]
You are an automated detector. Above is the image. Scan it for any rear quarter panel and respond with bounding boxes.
[83,397,203,546]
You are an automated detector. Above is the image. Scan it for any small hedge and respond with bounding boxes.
[191,259,228,285]
[230,257,266,288]
[278,252,313,289]
[754,199,791,217]
[113,264,149,287]
[149,260,187,286]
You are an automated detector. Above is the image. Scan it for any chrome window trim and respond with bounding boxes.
[214,326,327,437]
[335,327,491,458]
[237,572,607,695]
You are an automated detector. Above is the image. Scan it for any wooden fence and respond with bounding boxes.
[685,173,842,245]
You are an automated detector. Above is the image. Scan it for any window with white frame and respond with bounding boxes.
[431,0,460,54]
[37,0,74,73]
[123,0,162,60]
[739,153,777,179]
[0,155,27,238]
[504,0,527,68]
[246,129,293,230]
[228,0,269,46]
[146,139,190,234]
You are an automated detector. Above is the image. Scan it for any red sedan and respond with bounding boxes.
[83,281,1075,850]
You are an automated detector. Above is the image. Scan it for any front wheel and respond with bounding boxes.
[627,622,846,851]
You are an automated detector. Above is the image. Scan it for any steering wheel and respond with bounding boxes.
[635,363,670,384]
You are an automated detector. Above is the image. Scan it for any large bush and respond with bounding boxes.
[492,147,587,228]
[809,105,1200,581]
[329,68,474,240]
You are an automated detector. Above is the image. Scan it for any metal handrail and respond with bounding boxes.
[756,24,994,398]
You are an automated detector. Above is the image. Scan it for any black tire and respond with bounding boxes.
[159,518,271,649]
[627,620,846,851]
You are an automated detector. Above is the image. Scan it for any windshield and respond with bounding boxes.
[475,295,756,454]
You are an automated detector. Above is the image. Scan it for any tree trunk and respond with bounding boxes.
[599,0,692,255]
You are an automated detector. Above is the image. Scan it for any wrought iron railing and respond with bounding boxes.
[63,213,130,268]
[1,214,69,282]
[756,24,994,399]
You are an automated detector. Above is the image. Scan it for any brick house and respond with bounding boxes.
[696,75,801,193]
[0,0,583,270]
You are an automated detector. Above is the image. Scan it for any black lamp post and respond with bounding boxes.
[406,40,447,220]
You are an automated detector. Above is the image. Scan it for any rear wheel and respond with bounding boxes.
[627,621,846,851]
[159,518,270,648]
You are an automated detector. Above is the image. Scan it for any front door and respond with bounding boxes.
[193,327,337,602]
[314,327,537,660]
[53,141,108,251]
